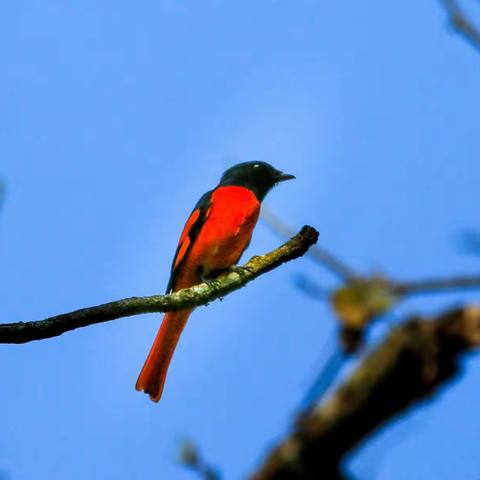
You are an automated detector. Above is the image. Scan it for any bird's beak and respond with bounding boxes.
[275,171,296,182]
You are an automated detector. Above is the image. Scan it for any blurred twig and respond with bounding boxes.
[393,275,480,295]
[298,348,345,413]
[252,305,480,479]
[0,179,5,214]
[439,0,480,53]
[178,440,221,480]
[458,229,480,256]
[262,208,358,281]
[292,274,330,301]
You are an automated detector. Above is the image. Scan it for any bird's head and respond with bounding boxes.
[219,161,295,200]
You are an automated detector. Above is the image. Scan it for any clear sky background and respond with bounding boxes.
[0,1,479,479]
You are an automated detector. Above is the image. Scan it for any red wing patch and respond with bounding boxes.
[173,208,200,270]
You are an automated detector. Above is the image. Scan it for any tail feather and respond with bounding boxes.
[136,309,192,402]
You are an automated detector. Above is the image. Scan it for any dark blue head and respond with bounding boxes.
[218,161,295,201]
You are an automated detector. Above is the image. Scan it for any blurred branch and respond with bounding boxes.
[299,273,480,410]
[439,0,480,53]
[261,208,358,281]
[252,304,480,479]
[0,226,318,344]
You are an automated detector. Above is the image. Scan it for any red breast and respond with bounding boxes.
[185,185,260,275]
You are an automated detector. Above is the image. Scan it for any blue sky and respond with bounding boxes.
[0,1,479,479]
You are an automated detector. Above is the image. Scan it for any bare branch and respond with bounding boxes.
[252,305,480,479]
[0,226,319,344]
[439,0,480,53]
[261,208,357,281]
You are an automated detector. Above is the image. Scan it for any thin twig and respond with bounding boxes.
[439,0,480,53]
[0,179,5,213]
[261,208,357,281]
[0,226,319,344]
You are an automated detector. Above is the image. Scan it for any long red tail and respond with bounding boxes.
[136,309,192,402]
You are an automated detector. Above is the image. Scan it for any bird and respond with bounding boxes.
[136,161,295,402]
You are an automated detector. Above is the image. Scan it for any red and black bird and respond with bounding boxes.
[136,161,295,402]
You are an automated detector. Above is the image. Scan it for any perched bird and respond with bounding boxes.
[136,161,295,402]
